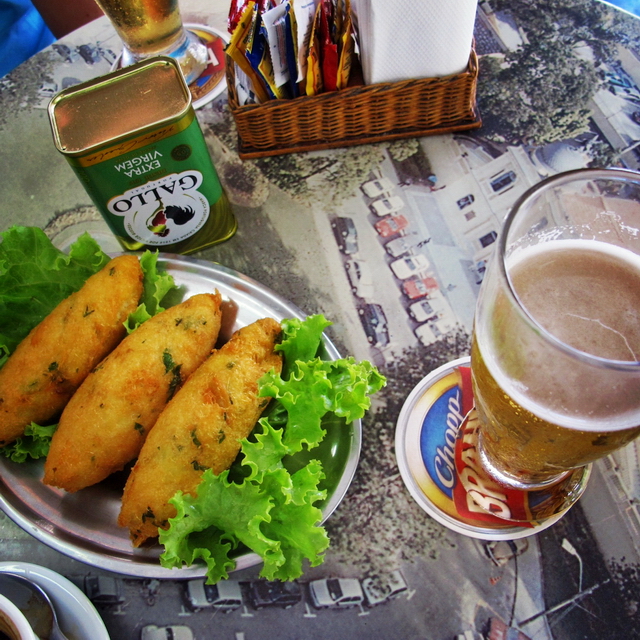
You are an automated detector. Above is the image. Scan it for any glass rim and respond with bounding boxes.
[498,167,640,372]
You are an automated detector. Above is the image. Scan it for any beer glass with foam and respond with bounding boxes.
[471,168,640,491]
[95,0,208,83]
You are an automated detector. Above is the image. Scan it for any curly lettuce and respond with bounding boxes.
[159,315,386,583]
[0,225,177,461]
[0,226,110,365]
[0,423,58,463]
[125,248,176,332]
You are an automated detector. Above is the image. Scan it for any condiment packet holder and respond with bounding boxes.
[225,50,482,159]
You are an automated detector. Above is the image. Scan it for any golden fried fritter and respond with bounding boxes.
[0,254,143,446]
[118,317,282,546]
[43,292,223,492]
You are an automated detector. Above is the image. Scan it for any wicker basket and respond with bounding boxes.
[225,50,481,159]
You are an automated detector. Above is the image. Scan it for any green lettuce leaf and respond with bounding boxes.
[160,468,275,584]
[276,314,331,379]
[159,315,386,583]
[160,420,329,583]
[125,250,177,331]
[0,423,57,462]
[259,357,387,453]
[0,226,110,365]
[259,460,329,581]
[0,226,178,460]
[0,226,178,362]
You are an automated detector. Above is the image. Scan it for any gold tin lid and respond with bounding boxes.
[48,56,192,156]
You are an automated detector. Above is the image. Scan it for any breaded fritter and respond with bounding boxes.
[118,317,282,546]
[0,254,144,446]
[43,292,223,492]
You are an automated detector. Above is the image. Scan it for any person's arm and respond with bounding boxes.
[31,0,104,38]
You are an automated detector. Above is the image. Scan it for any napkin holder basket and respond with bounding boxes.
[225,50,481,159]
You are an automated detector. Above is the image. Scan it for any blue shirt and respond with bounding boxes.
[0,0,55,77]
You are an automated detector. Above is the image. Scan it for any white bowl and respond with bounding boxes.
[0,564,109,640]
[0,593,37,640]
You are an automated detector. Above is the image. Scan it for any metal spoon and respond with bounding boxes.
[0,572,69,640]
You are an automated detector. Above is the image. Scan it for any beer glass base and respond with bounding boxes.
[395,357,591,540]
[477,435,576,491]
[474,454,592,524]
[461,405,592,523]
[121,29,208,85]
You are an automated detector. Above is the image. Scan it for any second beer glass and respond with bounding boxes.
[96,0,208,83]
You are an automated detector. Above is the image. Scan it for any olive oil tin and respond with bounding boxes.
[395,357,588,540]
[48,56,236,254]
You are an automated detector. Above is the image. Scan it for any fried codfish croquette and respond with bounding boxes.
[118,317,282,546]
[43,292,223,492]
[0,255,144,446]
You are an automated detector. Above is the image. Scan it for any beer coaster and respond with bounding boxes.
[111,24,228,110]
[395,357,590,540]
[183,24,228,109]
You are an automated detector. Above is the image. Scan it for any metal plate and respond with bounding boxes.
[0,255,361,578]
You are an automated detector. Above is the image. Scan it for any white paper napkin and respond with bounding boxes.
[352,0,478,84]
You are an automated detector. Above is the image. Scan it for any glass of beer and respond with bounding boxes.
[471,168,640,495]
[95,0,208,84]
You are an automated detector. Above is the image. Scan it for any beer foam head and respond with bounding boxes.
[479,238,640,432]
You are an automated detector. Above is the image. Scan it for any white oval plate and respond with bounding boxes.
[0,562,109,640]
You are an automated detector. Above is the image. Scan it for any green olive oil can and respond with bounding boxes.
[48,56,236,254]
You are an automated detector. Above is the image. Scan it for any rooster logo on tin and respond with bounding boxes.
[147,200,196,237]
